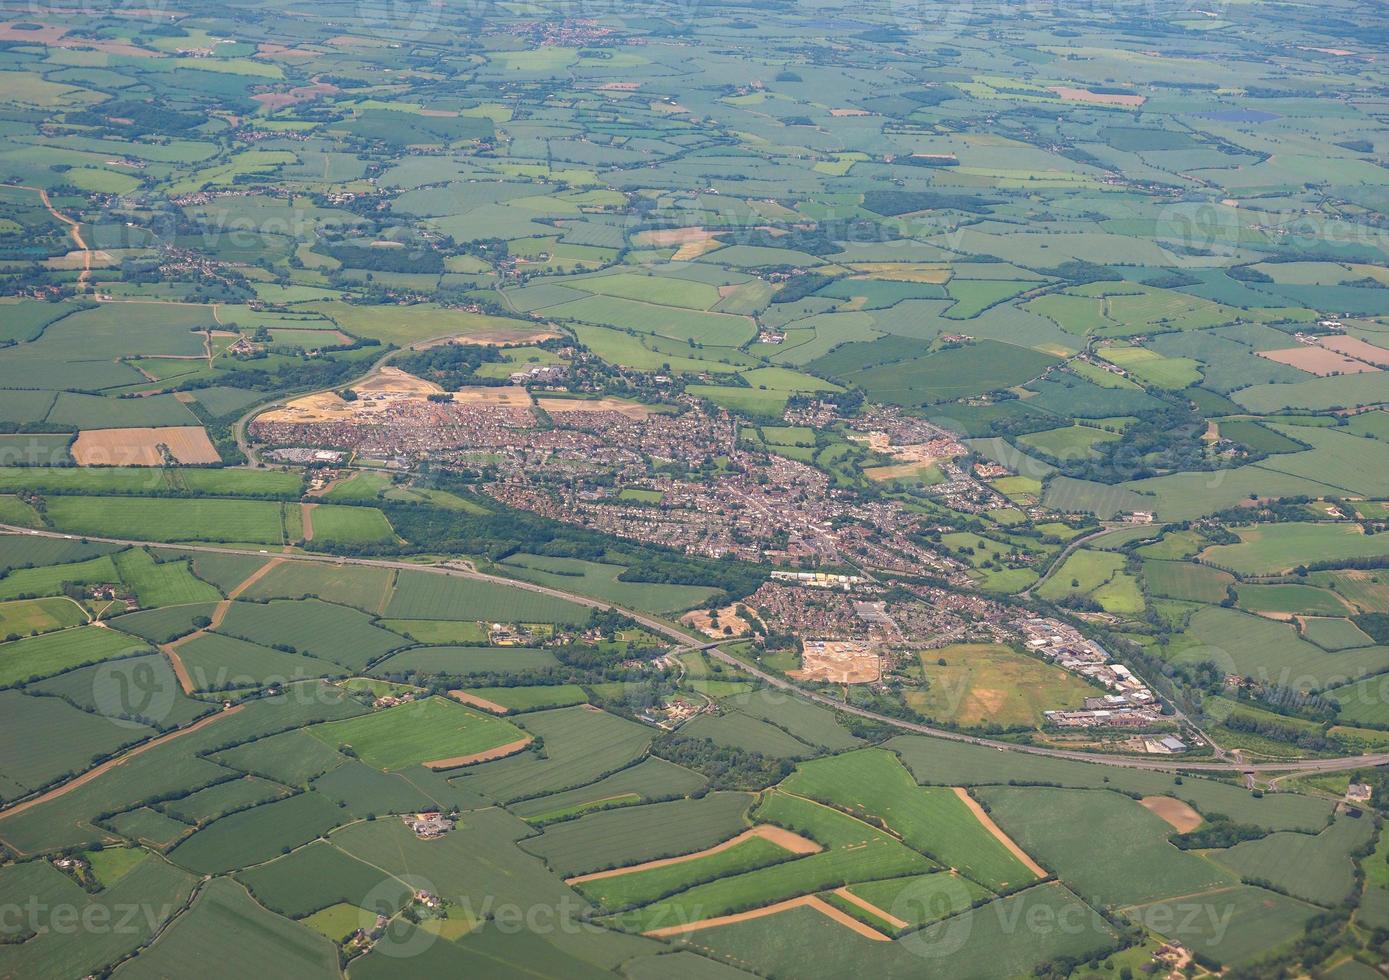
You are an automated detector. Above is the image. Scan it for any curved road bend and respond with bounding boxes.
[7,524,1387,778]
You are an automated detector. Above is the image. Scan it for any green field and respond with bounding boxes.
[454,704,653,803]
[167,792,348,875]
[611,791,934,932]
[814,340,1057,407]
[213,729,348,785]
[0,625,150,687]
[163,776,289,825]
[1038,547,1144,613]
[1177,605,1389,691]
[510,757,706,823]
[576,834,795,911]
[174,632,343,691]
[114,549,221,607]
[1210,812,1372,907]
[976,786,1233,908]
[781,749,1037,891]
[462,684,588,712]
[522,792,755,877]
[1202,523,1389,576]
[0,854,197,979]
[0,689,156,796]
[384,570,591,624]
[307,696,526,769]
[109,602,220,644]
[112,877,337,979]
[681,711,816,759]
[499,554,720,614]
[304,505,395,545]
[887,735,1331,831]
[1018,424,1122,460]
[1237,583,1355,616]
[0,596,88,638]
[371,645,559,677]
[717,690,862,751]
[1143,559,1233,603]
[216,599,406,671]
[0,553,122,601]
[379,619,488,644]
[0,467,302,498]
[237,839,413,919]
[44,497,295,545]
[1125,884,1320,968]
[679,882,1118,980]
[238,561,395,613]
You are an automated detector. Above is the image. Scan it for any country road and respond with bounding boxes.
[20,185,93,290]
[5,522,1386,778]
[1020,522,1131,598]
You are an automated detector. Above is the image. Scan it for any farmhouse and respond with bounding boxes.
[404,812,454,839]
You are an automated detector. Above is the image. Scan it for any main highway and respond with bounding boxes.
[7,523,1387,778]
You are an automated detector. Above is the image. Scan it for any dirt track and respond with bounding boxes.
[160,558,282,694]
[0,706,244,832]
[832,887,909,929]
[425,735,532,770]
[22,185,92,289]
[566,826,821,885]
[952,787,1047,879]
[644,894,891,941]
[448,690,509,713]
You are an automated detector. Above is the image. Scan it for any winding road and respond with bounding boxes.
[20,185,92,291]
[5,522,1385,778]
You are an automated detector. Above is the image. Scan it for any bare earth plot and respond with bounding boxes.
[72,426,221,465]
[1140,796,1203,833]
[1257,347,1379,376]
[644,894,892,941]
